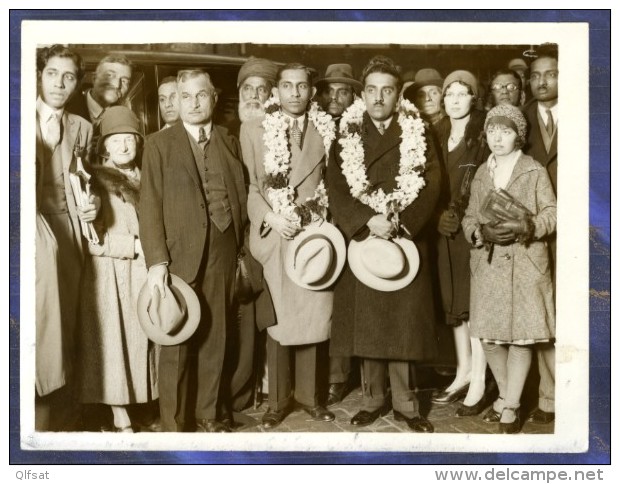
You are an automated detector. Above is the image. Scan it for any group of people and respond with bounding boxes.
[34,43,558,435]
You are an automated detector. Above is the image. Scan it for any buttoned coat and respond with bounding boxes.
[139,122,247,284]
[327,113,441,361]
[462,153,556,342]
[35,111,92,397]
[240,115,333,346]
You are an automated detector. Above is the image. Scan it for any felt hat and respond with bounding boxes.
[284,221,346,291]
[137,274,201,345]
[347,236,420,292]
[237,57,278,88]
[442,70,479,98]
[315,64,363,94]
[97,105,143,155]
[508,58,528,72]
[403,68,444,101]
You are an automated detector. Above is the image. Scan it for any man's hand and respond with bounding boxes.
[77,194,100,223]
[367,214,396,239]
[481,221,515,245]
[147,264,169,298]
[264,211,301,240]
[438,210,460,237]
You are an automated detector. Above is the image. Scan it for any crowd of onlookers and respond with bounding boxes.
[34,42,558,435]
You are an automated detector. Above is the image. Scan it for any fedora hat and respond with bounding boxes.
[137,274,201,345]
[315,64,363,94]
[347,236,420,292]
[285,221,346,291]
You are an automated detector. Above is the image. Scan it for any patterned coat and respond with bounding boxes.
[240,115,333,345]
[79,164,159,405]
[462,153,556,342]
[327,112,441,361]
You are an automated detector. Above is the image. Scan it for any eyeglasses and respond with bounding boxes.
[491,83,519,92]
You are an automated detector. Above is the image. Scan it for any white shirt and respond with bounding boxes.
[86,90,105,121]
[282,112,306,130]
[183,121,212,143]
[371,115,394,132]
[488,149,522,190]
[36,96,63,141]
[537,102,559,128]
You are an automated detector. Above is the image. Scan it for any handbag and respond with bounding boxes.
[481,188,532,223]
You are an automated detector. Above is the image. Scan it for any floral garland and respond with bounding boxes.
[261,98,335,227]
[338,98,427,215]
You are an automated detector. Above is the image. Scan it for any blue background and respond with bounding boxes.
[9,9,610,464]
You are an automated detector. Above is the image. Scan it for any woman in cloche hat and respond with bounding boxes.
[78,106,159,433]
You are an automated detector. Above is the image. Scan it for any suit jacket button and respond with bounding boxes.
[503,254,511,260]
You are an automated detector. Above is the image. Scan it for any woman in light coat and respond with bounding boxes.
[462,104,556,433]
[79,107,158,432]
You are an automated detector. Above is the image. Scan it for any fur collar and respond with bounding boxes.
[91,165,140,207]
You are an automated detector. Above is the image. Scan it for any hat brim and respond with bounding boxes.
[315,77,363,93]
[347,236,420,292]
[137,273,201,345]
[403,80,443,100]
[285,222,346,291]
[97,128,143,156]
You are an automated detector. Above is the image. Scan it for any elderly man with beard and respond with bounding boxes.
[67,53,133,161]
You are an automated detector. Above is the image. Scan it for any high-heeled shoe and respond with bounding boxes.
[431,383,470,404]
[455,381,499,417]
[499,408,521,434]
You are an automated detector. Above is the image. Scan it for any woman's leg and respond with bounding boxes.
[463,334,488,406]
[482,342,508,414]
[500,345,533,423]
[444,323,472,392]
[111,405,133,432]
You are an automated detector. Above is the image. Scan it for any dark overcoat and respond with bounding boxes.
[327,112,441,361]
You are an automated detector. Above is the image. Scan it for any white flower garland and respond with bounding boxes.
[338,98,428,215]
[261,99,335,227]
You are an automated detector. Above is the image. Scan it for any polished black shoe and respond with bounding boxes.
[527,408,555,424]
[350,406,389,427]
[261,407,288,429]
[393,411,434,433]
[300,404,335,422]
[455,384,498,417]
[482,408,501,423]
[326,382,350,407]
[431,383,470,404]
[195,419,231,433]
[499,408,521,434]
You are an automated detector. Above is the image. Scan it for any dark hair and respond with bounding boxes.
[36,44,85,81]
[97,53,133,73]
[361,55,402,92]
[276,63,313,86]
[158,75,178,89]
[533,43,559,63]
[489,68,523,91]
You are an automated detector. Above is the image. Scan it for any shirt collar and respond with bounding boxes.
[86,90,105,121]
[183,121,212,143]
[371,115,394,131]
[537,102,558,122]
[36,96,63,120]
[282,112,306,128]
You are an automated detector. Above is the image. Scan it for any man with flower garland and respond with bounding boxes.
[240,63,337,429]
[327,56,441,432]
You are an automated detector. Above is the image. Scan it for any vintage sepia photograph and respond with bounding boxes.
[14,14,595,458]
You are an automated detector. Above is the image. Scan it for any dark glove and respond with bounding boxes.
[438,210,460,237]
[496,217,535,244]
[481,221,515,245]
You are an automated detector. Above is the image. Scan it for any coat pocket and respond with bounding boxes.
[524,251,550,275]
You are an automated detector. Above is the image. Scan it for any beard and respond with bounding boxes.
[238,100,265,123]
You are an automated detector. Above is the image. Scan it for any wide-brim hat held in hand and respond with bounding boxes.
[137,274,201,345]
[285,221,346,291]
[348,236,420,292]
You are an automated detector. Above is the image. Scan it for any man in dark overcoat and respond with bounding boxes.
[327,56,441,432]
[522,45,558,425]
[140,69,247,432]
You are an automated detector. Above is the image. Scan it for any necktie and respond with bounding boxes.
[46,113,61,150]
[290,119,302,147]
[198,126,208,143]
[545,109,554,137]
[377,122,385,135]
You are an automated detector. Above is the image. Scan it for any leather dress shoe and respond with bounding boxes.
[527,408,555,424]
[393,411,434,433]
[431,383,470,404]
[499,408,521,434]
[455,383,498,417]
[350,406,390,426]
[482,408,501,423]
[262,407,289,429]
[326,382,350,407]
[195,419,231,433]
[300,404,335,422]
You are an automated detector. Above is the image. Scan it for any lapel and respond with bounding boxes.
[288,118,326,189]
[60,112,80,173]
[35,114,45,167]
[505,153,538,191]
[526,102,557,165]
[171,122,202,189]
[364,113,401,170]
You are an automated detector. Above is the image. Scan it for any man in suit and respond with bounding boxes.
[314,63,361,407]
[66,53,132,160]
[140,69,247,432]
[157,76,180,130]
[523,45,558,425]
[327,56,440,432]
[35,45,98,430]
[240,63,336,428]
